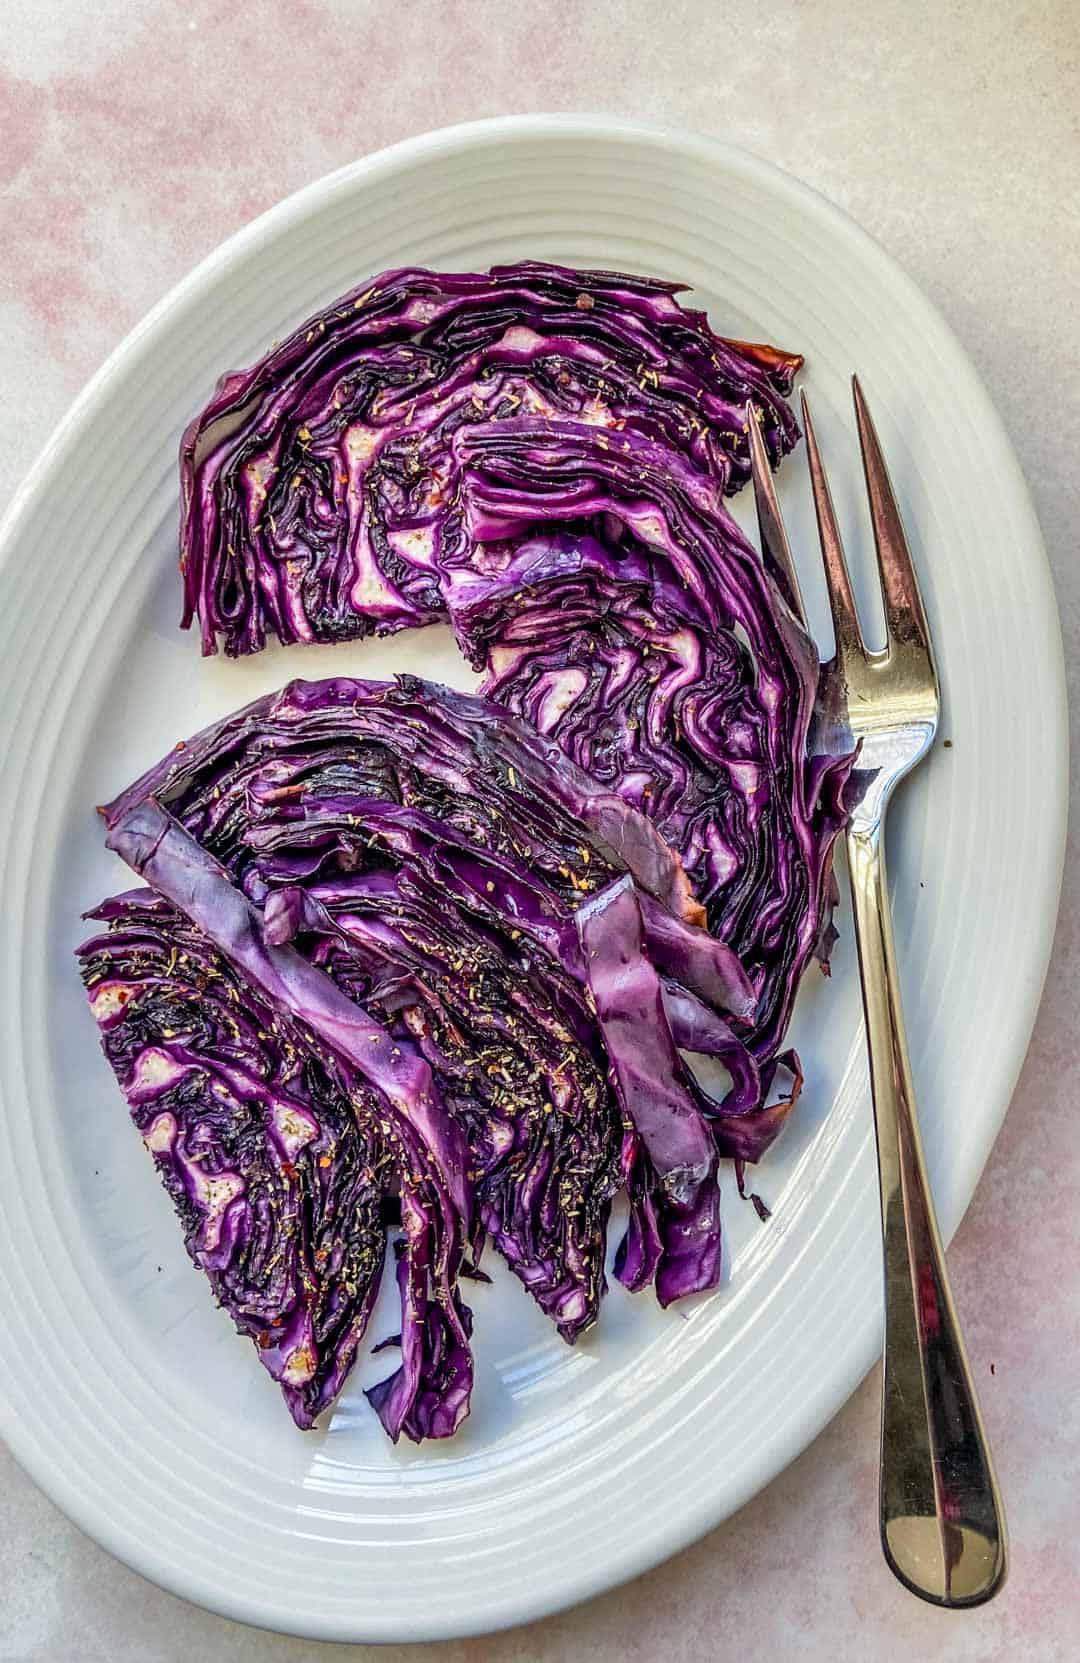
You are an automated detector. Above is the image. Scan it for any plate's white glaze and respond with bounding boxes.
[0,117,1066,1643]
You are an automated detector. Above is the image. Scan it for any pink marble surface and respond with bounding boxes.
[1,3,1077,1658]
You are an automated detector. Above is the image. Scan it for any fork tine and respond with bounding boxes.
[852,376,934,661]
[746,402,807,624]
[800,390,865,659]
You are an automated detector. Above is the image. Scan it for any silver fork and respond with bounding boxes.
[748,383,1008,1607]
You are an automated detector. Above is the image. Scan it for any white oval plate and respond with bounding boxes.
[0,117,1066,1643]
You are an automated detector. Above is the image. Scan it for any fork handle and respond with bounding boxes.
[846,823,1008,1607]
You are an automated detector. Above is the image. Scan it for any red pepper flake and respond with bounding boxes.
[318,1155,332,1168]
[576,293,594,310]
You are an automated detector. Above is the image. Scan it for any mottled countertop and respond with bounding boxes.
[1,3,1077,1660]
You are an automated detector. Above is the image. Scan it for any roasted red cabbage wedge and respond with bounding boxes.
[84,677,784,1438]
[454,419,854,1069]
[78,890,389,1431]
[99,798,475,1442]
[180,262,801,657]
